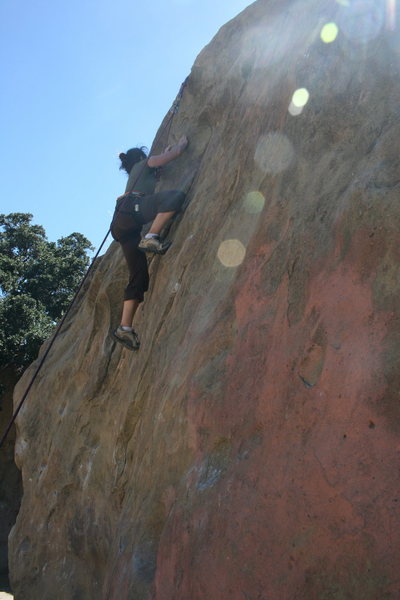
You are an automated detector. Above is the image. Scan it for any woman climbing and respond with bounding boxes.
[110,136,188,351]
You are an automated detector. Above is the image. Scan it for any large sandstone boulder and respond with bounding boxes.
[9,0,400,598]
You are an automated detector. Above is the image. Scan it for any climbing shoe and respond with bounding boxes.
[138,235,171,255]
[112,326,140,351]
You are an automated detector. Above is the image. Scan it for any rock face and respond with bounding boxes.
[9,0,400,598]
[0,369,21,591]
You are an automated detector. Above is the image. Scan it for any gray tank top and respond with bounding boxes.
[125,159,157,195]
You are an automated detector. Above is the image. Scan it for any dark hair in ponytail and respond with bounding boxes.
[119,146,148,174]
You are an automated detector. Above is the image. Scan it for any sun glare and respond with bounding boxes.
[338,0,385,43]
[387,0,396,30]
[254,133,295,174]
[217,239,246,268]
[321,23,339,43]
[288,88,309,116]
[243,191,265,214]
[292,88,310,108]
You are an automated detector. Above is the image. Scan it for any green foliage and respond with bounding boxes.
[0,213,93,370]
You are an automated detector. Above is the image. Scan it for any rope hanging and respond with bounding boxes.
[0,77,189,449]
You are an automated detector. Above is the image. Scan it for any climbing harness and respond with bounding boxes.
[0,76,189,449]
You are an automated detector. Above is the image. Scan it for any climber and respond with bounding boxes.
[110,136,188,351]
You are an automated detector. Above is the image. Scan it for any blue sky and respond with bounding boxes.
[0,0,252,252]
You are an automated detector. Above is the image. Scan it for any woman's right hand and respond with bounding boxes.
[147,135,189,168]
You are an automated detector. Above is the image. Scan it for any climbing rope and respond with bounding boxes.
[163,76,188,144]
[0,76,189,450]
[0,228,110,449]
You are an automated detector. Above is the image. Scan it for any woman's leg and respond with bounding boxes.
[138,190,186,254]
[113,235,149,350]
[138,190,185,225]
[148,211,175,235]
[121,299,139,327]
[120,236,149,305]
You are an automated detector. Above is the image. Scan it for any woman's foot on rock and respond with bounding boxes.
[138,235,171,255]
[112,326,140,350]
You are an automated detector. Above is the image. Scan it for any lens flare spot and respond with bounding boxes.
[288,102,303,117]
[254,133,295,175]
[338,0,385,43]
[217,239,246,268]
[292,88,310,108]
[387,0,396,30]
[321,22,339,43]
[243,191,265,214]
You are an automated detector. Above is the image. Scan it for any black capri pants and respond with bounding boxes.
[111,189,185,302]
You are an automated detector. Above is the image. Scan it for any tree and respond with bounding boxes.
[0,213,93,370]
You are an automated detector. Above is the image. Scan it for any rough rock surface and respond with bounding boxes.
[0,369,21,592]
[9,0,400,598]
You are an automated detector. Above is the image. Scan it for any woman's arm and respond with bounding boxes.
[147,135,188,168]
